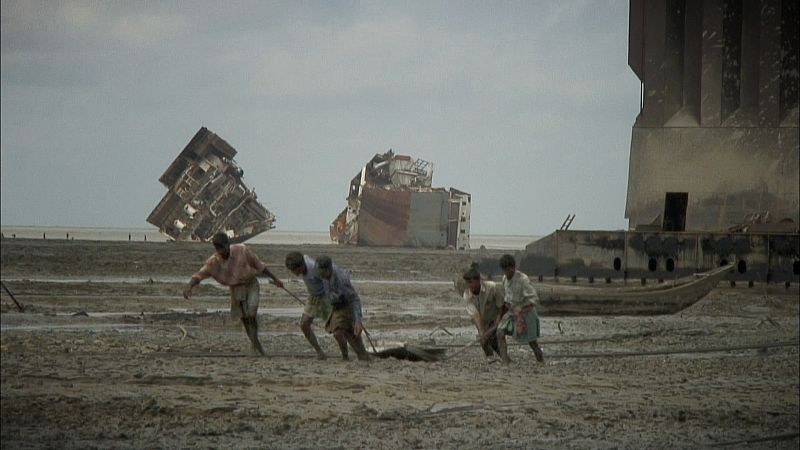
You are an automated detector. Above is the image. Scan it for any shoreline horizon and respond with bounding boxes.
[0,224,542,237]
[1,225,540,250]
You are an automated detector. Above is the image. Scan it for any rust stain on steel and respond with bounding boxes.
[146,127,275,243]
[357,187,411,246]
[330,149,470,249]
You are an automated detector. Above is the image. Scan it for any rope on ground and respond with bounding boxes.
[177,325,196,341]
[436,328,699,349]
[428,325,454,338]
[149,352,320,358]
[399,400,543,421]
[544,339,798,359]
[442,336,798,360]
[1,280,25,312]
[443,338,479,360]
[708,432,799,447]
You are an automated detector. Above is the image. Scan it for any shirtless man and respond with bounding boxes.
[183,232,283,356]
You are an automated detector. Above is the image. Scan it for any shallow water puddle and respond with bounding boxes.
[393,306,464,317]
[1,323,144,332]
[1,277,453,286]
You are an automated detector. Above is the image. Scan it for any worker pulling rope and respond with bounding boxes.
[277,282,445,361]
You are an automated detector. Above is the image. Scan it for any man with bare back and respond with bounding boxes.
[183,232,283,356]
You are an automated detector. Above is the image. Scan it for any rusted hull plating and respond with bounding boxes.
[357,188,412,247]
[147,127,275,243]
[330,150,470,249]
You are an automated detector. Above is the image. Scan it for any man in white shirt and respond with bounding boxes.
[285,252,332,359]
[462,266,506,359]
[496,254,544,365]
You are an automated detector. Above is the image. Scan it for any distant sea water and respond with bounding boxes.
[1,226,539,250]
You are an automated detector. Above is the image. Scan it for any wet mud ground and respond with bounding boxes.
[1,239,798,449]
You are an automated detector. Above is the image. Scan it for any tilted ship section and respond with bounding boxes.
[330,150,471,249]
[147,127,275,243]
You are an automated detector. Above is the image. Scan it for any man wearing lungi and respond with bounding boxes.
[316,256,370,361]
[497,254,545,365]
[284,252,333,360]
[183,232,283,356]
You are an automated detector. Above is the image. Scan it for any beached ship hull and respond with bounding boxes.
[147,127,275,243]
[330,150,470,249]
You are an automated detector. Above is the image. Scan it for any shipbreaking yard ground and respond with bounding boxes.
[1,238,798,449]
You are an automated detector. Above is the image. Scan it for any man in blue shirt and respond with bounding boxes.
[316,255,370,361]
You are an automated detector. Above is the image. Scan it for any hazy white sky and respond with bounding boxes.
[1,0,640,236]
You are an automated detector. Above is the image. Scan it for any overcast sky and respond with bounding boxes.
[1,0,640,236]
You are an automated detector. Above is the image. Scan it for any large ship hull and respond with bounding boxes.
[147,127,275,243]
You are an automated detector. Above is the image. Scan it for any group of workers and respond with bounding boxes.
[183,232,544,365]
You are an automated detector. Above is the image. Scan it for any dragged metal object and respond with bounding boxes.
[330,149,470,249]
[371,344,447,362]
[147,127,275,243]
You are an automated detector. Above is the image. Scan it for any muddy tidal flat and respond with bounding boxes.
[1,238,798,449]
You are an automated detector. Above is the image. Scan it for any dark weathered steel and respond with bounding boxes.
[357,187,411,246]
[509,2,800,286]
[147,127,275,243]
[478,230,798,284]
[625,0,798,231]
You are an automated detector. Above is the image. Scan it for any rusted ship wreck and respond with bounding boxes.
[330,150,471,249]
[147,127,275,243]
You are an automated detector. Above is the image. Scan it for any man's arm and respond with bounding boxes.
[464,295,486,338]
[183,275,203,299]
[492,282,506,308]
[474,315,486,337]
[184,258,214,299]
[501,276,512,305]
[244,246,284,288]
[344,276,364,333]
[493,284,508,327]
[262,266,284,289]
[351,295,364,335]
[336,268,364,334]
[511,278,534,333]
[520,275,538,306]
